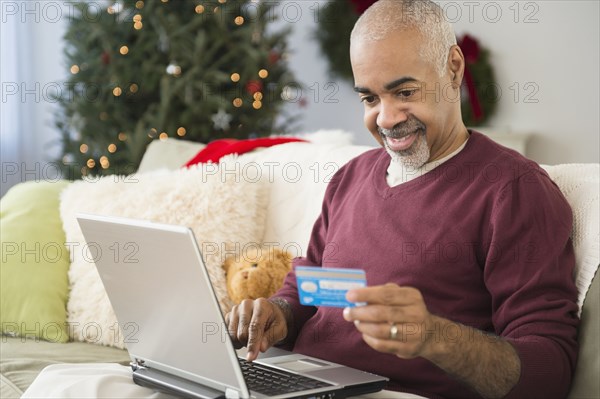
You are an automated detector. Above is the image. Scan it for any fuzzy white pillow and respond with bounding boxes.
[542,164,600,315]
[60,157,267,348]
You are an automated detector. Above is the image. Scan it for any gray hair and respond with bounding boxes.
[351,0,457,77]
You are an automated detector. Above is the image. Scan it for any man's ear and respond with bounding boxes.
[447,45,465,87]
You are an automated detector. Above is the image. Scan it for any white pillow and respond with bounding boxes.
[137,139,206,173]
[542,164,600,315]
[60,158,267,348]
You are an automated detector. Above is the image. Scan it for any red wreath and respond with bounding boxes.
[459,34,484,122]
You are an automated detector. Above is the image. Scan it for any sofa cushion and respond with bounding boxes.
[567,268,600,399]
[1,181,72,343]
[59,160,268,348]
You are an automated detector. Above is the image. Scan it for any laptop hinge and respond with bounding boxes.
[130,359,147,372]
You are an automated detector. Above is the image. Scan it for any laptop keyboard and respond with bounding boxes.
[238,358,334,396]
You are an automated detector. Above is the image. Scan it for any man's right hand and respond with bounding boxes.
[225,298,289,362]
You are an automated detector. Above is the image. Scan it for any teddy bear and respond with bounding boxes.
[223,246,292,304]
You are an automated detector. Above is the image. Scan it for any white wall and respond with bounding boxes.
[280,0,600,165]
[2,1,598,197]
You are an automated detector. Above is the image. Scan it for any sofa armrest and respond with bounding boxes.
[568,269,600,399]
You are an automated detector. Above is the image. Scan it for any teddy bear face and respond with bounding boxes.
[223,248,292,305]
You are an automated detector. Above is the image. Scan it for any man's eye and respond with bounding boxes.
[360,95,376,104]
[398,89,417,98]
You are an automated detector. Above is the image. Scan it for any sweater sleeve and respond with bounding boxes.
[485,168,579,399]
[270,171,343,343]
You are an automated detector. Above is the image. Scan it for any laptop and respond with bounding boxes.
[76,214,388,399]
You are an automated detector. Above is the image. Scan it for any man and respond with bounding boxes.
[226,1,579,398]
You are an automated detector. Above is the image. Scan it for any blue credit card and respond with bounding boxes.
[296,266,367,308]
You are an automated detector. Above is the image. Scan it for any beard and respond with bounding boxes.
[378,116,430,169]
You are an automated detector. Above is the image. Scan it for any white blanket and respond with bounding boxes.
[22,363,426,399]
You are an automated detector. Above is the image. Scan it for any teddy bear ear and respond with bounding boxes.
[272,248,293,270]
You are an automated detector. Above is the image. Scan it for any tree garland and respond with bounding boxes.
[314,0,497,127]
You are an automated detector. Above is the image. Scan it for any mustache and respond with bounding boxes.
[378,117,425,139]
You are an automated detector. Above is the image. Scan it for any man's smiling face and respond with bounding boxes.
[351,28,464,169]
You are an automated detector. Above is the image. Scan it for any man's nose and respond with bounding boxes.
[376,101,408,131]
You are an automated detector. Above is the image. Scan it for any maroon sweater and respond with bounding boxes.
[273,132,579,399]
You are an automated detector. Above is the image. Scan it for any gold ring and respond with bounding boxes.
[389,323,398,340]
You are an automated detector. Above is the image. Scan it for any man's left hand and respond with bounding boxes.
[343,283,440,360]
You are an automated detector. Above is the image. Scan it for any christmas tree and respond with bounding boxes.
[55,0,296,178]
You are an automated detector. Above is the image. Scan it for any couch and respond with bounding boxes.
[1,132,598,398]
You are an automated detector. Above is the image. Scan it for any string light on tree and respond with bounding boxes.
[100,156,110,169]
[166,62,182,76]
[133,14,143,30]
[177,127,187,137]
[195,5,205,14]
[258,69,269,79]
[70,65,80,74]
[119,46,129,55]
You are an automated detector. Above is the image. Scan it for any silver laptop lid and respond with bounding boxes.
[76,214,250,399]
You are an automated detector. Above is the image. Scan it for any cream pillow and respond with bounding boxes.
[60,158,267,348]
[542,164,600,314]
[137,139,206,173]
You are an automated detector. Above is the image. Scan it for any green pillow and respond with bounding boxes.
[1,180,71,342]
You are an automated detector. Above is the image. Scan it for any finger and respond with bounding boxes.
[236,299,255,347]
[225,310,240,348]
[344,303,419,324]
[353,320,423,343]
[352,320,395,340]
[360,332,422,359]
[346,284,421,306]
[361,333,404,355]
[246,299,271,361]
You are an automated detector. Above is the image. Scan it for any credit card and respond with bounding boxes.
[296,266,367,308]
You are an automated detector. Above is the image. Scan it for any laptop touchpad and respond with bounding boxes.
[276,359,329,372]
